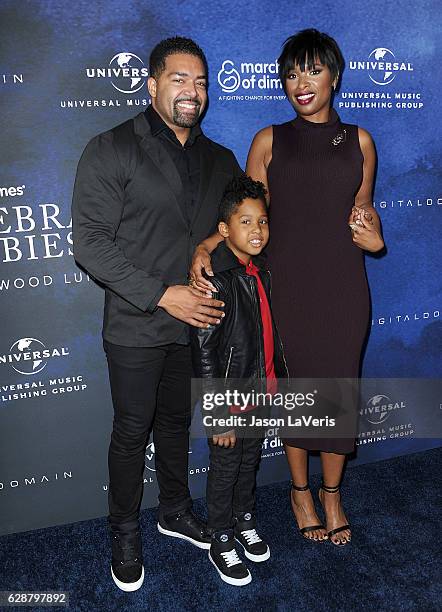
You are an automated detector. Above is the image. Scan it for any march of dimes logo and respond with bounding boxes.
[338,46,422,111]
[218,61,241,93]
[217,59,286,102]
[60,51,150,110]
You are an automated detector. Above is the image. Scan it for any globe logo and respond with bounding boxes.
[144,441,192,472]
[9,338,47,375]
[218,60,241,93]
[368,48,396,86]
[145,441,156,472]
[109,52,147,94]
[365,394,392,425]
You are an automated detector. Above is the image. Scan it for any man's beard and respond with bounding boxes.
[172,98,202,128]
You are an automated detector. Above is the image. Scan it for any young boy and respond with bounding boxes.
[190,175,288,586]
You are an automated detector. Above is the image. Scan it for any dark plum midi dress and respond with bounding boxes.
[267,108,370,454]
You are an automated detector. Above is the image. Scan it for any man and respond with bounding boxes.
[72,37,242,592]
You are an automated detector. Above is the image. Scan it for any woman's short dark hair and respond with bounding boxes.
[278,29,344,90]
[149,37,208,79]
[218,176,268,223]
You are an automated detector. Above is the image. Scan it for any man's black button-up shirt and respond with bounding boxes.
[145,105,202,225]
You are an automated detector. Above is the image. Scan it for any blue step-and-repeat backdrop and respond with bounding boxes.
[1,0,441,535]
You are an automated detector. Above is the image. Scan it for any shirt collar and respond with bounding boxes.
[238,257,260,274]
[144,105,202,146]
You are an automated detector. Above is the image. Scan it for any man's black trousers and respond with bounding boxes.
[104,341,193,535]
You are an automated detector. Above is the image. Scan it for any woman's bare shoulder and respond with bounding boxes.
[249,126,273,168]
[251,125,273,148]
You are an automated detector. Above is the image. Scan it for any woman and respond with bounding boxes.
[191,29,384,545]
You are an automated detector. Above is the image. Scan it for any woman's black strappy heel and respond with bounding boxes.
[290,482,327,542]
[319,483,351,546]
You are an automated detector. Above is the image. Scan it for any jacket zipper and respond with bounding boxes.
[224,346,234,378]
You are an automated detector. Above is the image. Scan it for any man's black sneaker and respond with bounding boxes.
[209,529,252,586]
[157,509,211,549]
[110,530,144,592]
[233,512,270,562]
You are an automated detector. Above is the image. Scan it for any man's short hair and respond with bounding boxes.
[278,29,344,92]
[218,176,268,224]
[149,36,208,79]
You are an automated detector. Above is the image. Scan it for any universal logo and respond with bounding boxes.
[1,338,70,375]
[349,47,413,85]
[362,394,406,425]
[144,441,192,472]
[217,59,282,93]
[86,52,148,94]
[145,441,156,472]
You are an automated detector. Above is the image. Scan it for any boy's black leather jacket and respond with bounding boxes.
[190,241,289,393]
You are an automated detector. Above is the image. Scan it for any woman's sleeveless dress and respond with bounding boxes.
[267,108,370,454]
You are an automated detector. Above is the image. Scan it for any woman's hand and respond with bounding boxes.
[349,207,384,252]
[189,244,217,295]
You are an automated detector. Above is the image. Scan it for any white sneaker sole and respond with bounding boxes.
[111,565,144,592]
[157,522,211,550]
[236,538,270,562]
[208,550,252,586]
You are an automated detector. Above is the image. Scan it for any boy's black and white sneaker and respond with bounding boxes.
[111,530,145,592]
[234,512,270,562]
[157,508,211,549]
[209,529,252,586]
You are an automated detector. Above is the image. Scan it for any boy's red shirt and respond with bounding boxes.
[230,258,276,415]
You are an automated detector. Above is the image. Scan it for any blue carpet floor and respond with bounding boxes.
[0,447,441,612]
